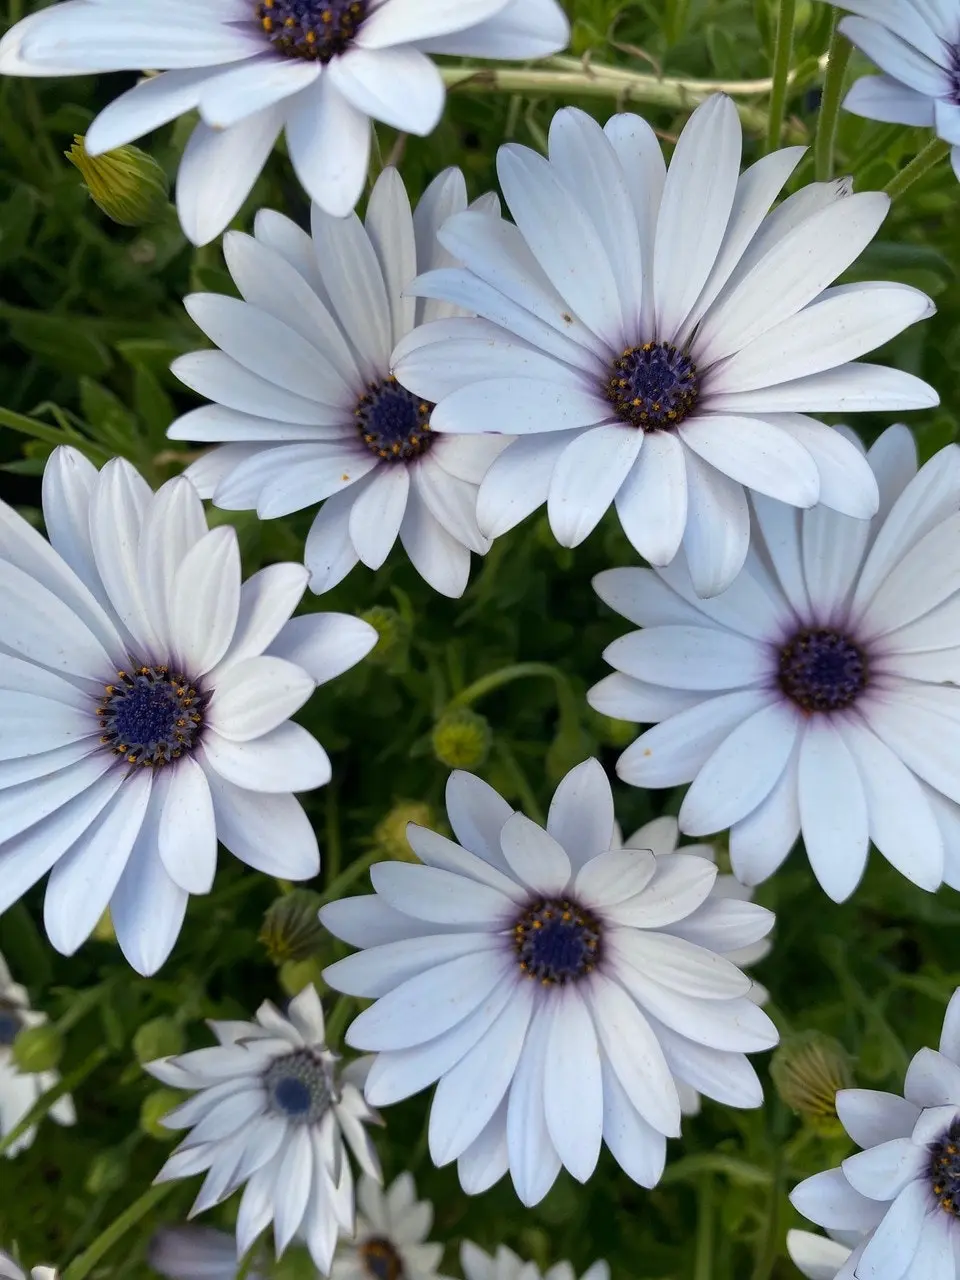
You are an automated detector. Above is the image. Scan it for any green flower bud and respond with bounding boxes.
[771,1030,853,1132]
[85,1148,129,1196]
[432,707,492,770]
[140,1088,181,1141]
[373,800,435,863]
[65,135,170,227]
[260,889,326,964]
[12,1023,63,1073]
[133,1017,184,1065]
[359,605,410,670]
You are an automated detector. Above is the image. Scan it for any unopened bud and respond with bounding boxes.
[65,135,170,227]
[12,1023,63,1073]
[771,1031,853,1132]
[133,1018,184,1065]
[85,1148,129,1195]
[261,889,326,964]
[140,1088,181,1140]
[360,605,410,670]
[432,707,492,770]
[373,801,435,863]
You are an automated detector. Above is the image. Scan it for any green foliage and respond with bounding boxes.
[0,0,958,1277]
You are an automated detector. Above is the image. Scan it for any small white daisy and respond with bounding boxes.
[0,0,569,244]
[171,166,508,598]
[0,447,376,975]
[148,986,382,1275]
[786,1229,858,1280]
[394,95,938,597]
[590,424,960,902]
[827,1,960,183]
[332,1173,449,1280]
[0,1253,56,1280]
[460,1243,608,1280]
[790,988,960,1279]
[320,759,777,1207]
[0,952,75,1158]
[149,1226,262,1280]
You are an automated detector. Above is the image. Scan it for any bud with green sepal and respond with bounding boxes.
[65,135,170,227]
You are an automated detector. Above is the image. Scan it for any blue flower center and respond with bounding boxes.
[514,898,602,985]
[778,629,868,713]
[256,0,368,61]
[605,342,701,431]
[0,1005,23,1047]
[356,377,434,462]
[262,1049,333,1125]
[97,665,205,769]
[359,1239,405,1280]
[949,43,960,105]
[931,1119,960,1216]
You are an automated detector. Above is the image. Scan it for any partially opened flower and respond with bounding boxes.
[790,988,960,1279]
[395,96,937,597]
[827,0,960,183]
[171,166,507,598]
[332,1173,448,1280]
[320,759,777,1207]
[148,987,381,1275]
[786,1230,858,1280]
[460,1242,608,1280]
[0,0,569,244]
[590,425,960,902]
[0,447,376,975]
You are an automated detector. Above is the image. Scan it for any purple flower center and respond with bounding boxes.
[356,377,435,462]
[513,898,602,985]
[778,629,868,713]
[255,0,368,62]
[949,42,960,105]
[0,1003,22,1047]
[359,1239,406,1280]
[605,342,700,431]
[931,1118,960,1216]
[263,1049,333,1124]
[97,665,206,768]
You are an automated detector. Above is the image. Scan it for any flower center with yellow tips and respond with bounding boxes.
[255,0,368,62]
[97,665,206,768]
[355,376,435,462]
[605,341,701,431]
[930,1119,960,1216]
[513,898,602,985]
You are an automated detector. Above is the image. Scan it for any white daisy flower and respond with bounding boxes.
[828,1,960,183]
[0,952,75,1158]
[0,0,569,244]
[459,1242,608,1280]
[148,986,382,1275]
[393,95,938,598]
[589,424,960,903]
[171,166,508,599]
[786,1229,858,1280]
[320,759,777,1207]
[149,1226,263,1280]
[790,988,960,1280]
[0,1252,56,1280]
[0,447,376,975]
[332,1173,449,1280]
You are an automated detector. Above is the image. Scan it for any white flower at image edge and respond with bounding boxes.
[827,0,960,183]
[786,1229,857,1280]
[0,447,377,975]
[394,94,937,597]
[172,165,507,598]
[0,1253,56,1280]
[320,759,777,1207]
[148,986,381,1275]
[0,952,75,1158]
[0,0,569,243]
[460,1242,609,1280]
[791,988,960,1279]
[590,425,960,903]
[150,1226,261,1280]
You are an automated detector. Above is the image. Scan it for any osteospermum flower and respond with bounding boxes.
[0,0,569,244]
[171,166,507,598]
[320,760,777,1207]
[786,1230,857,1280]
[150,1226,263,1280]
[394,96,938,597]
[827,0,960,183]
[590,424,960,902]
[460,1243,608,1280]
[332,1173,448,1280]
[0,953,75,1158]
[0,1253,56,1280]
[0,447,376,975]
[148,986,381,1274]
[790,989,960,1279]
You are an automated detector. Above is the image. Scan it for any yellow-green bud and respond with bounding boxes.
[373,801,435,863]
[279,958,324,998]
[133,1017,184,1065]
[432,707,492,770]
[260,889,326,964]
[359,605,410,670]
[771,1031,854,1133]
[85,1148,129,1195]
[65,135,170,227]
[12,1023,63,1073]
[140,1088,182,1140]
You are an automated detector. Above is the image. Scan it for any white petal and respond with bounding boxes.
[204,770,320,878]
[329,45,444,135]
[169,527,241,675]
[798,718,870,902]
[398,485,471,597]
[498,811,571,894]
[176,109,284,247]
[445,770,515,871]
[603,624,768,691]
[206,656,314,741]
[681,451,751,598]
[547,424,641,548]
[614,430,688,565]
[201,723,331,793]
[546,758,616,872]
[158,756,217,895]
[267,613,377,686]
[790,1167,887,1232]
[368,861,515,926]
[543,986,603,1182]
[287,76,371,220]
[836,1089,920,1150]
[506,1005,562,1206]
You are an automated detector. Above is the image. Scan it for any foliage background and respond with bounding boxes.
[0,0,958,1276]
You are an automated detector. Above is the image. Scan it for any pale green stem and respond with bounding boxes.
[61,1184,175,1280]
[884,136,952,198]
[767,0,797,153]
[814,16,852,180]
[449,662,570,710]
[694,1176,715,1280]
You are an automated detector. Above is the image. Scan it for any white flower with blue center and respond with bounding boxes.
[0,447,376,975]
[171,166,507,599]
[791,989,960,1280]
[826,1,960,183]
[589,424,960,903]
[148,986,382,1276]
[460,1243,608,1280]
[0,0,569,244]
[0,1253,56,1280]
[320,759,777,1207]
[786,1230,858,1280]
[394,95,938,597]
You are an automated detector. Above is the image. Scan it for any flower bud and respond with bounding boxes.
[770,1030,853,1132]
[140,1088,181,1140]
[85,1148,129,1195]
[373,800,435,863]
[279,958,324,998]
[12,1023,63,1073]
[432,707,492,770]
[359,605,410,671]
[133,1017,184,1065]
[65,135,170,227]
[261,889,326,964]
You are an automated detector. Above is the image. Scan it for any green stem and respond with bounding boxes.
[450,662,570,710]
[884,136,952,199]
[325,786,342,886]
[61,1184,175,1280]
[324,994,355,1049]
[750,1153,784,1280]
[494,742,545,825]
[814,16,852,180]
[0,1045,109,1157]
[694,1176,715,1280]
[767,0,798,154]
[319,845,382,906]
